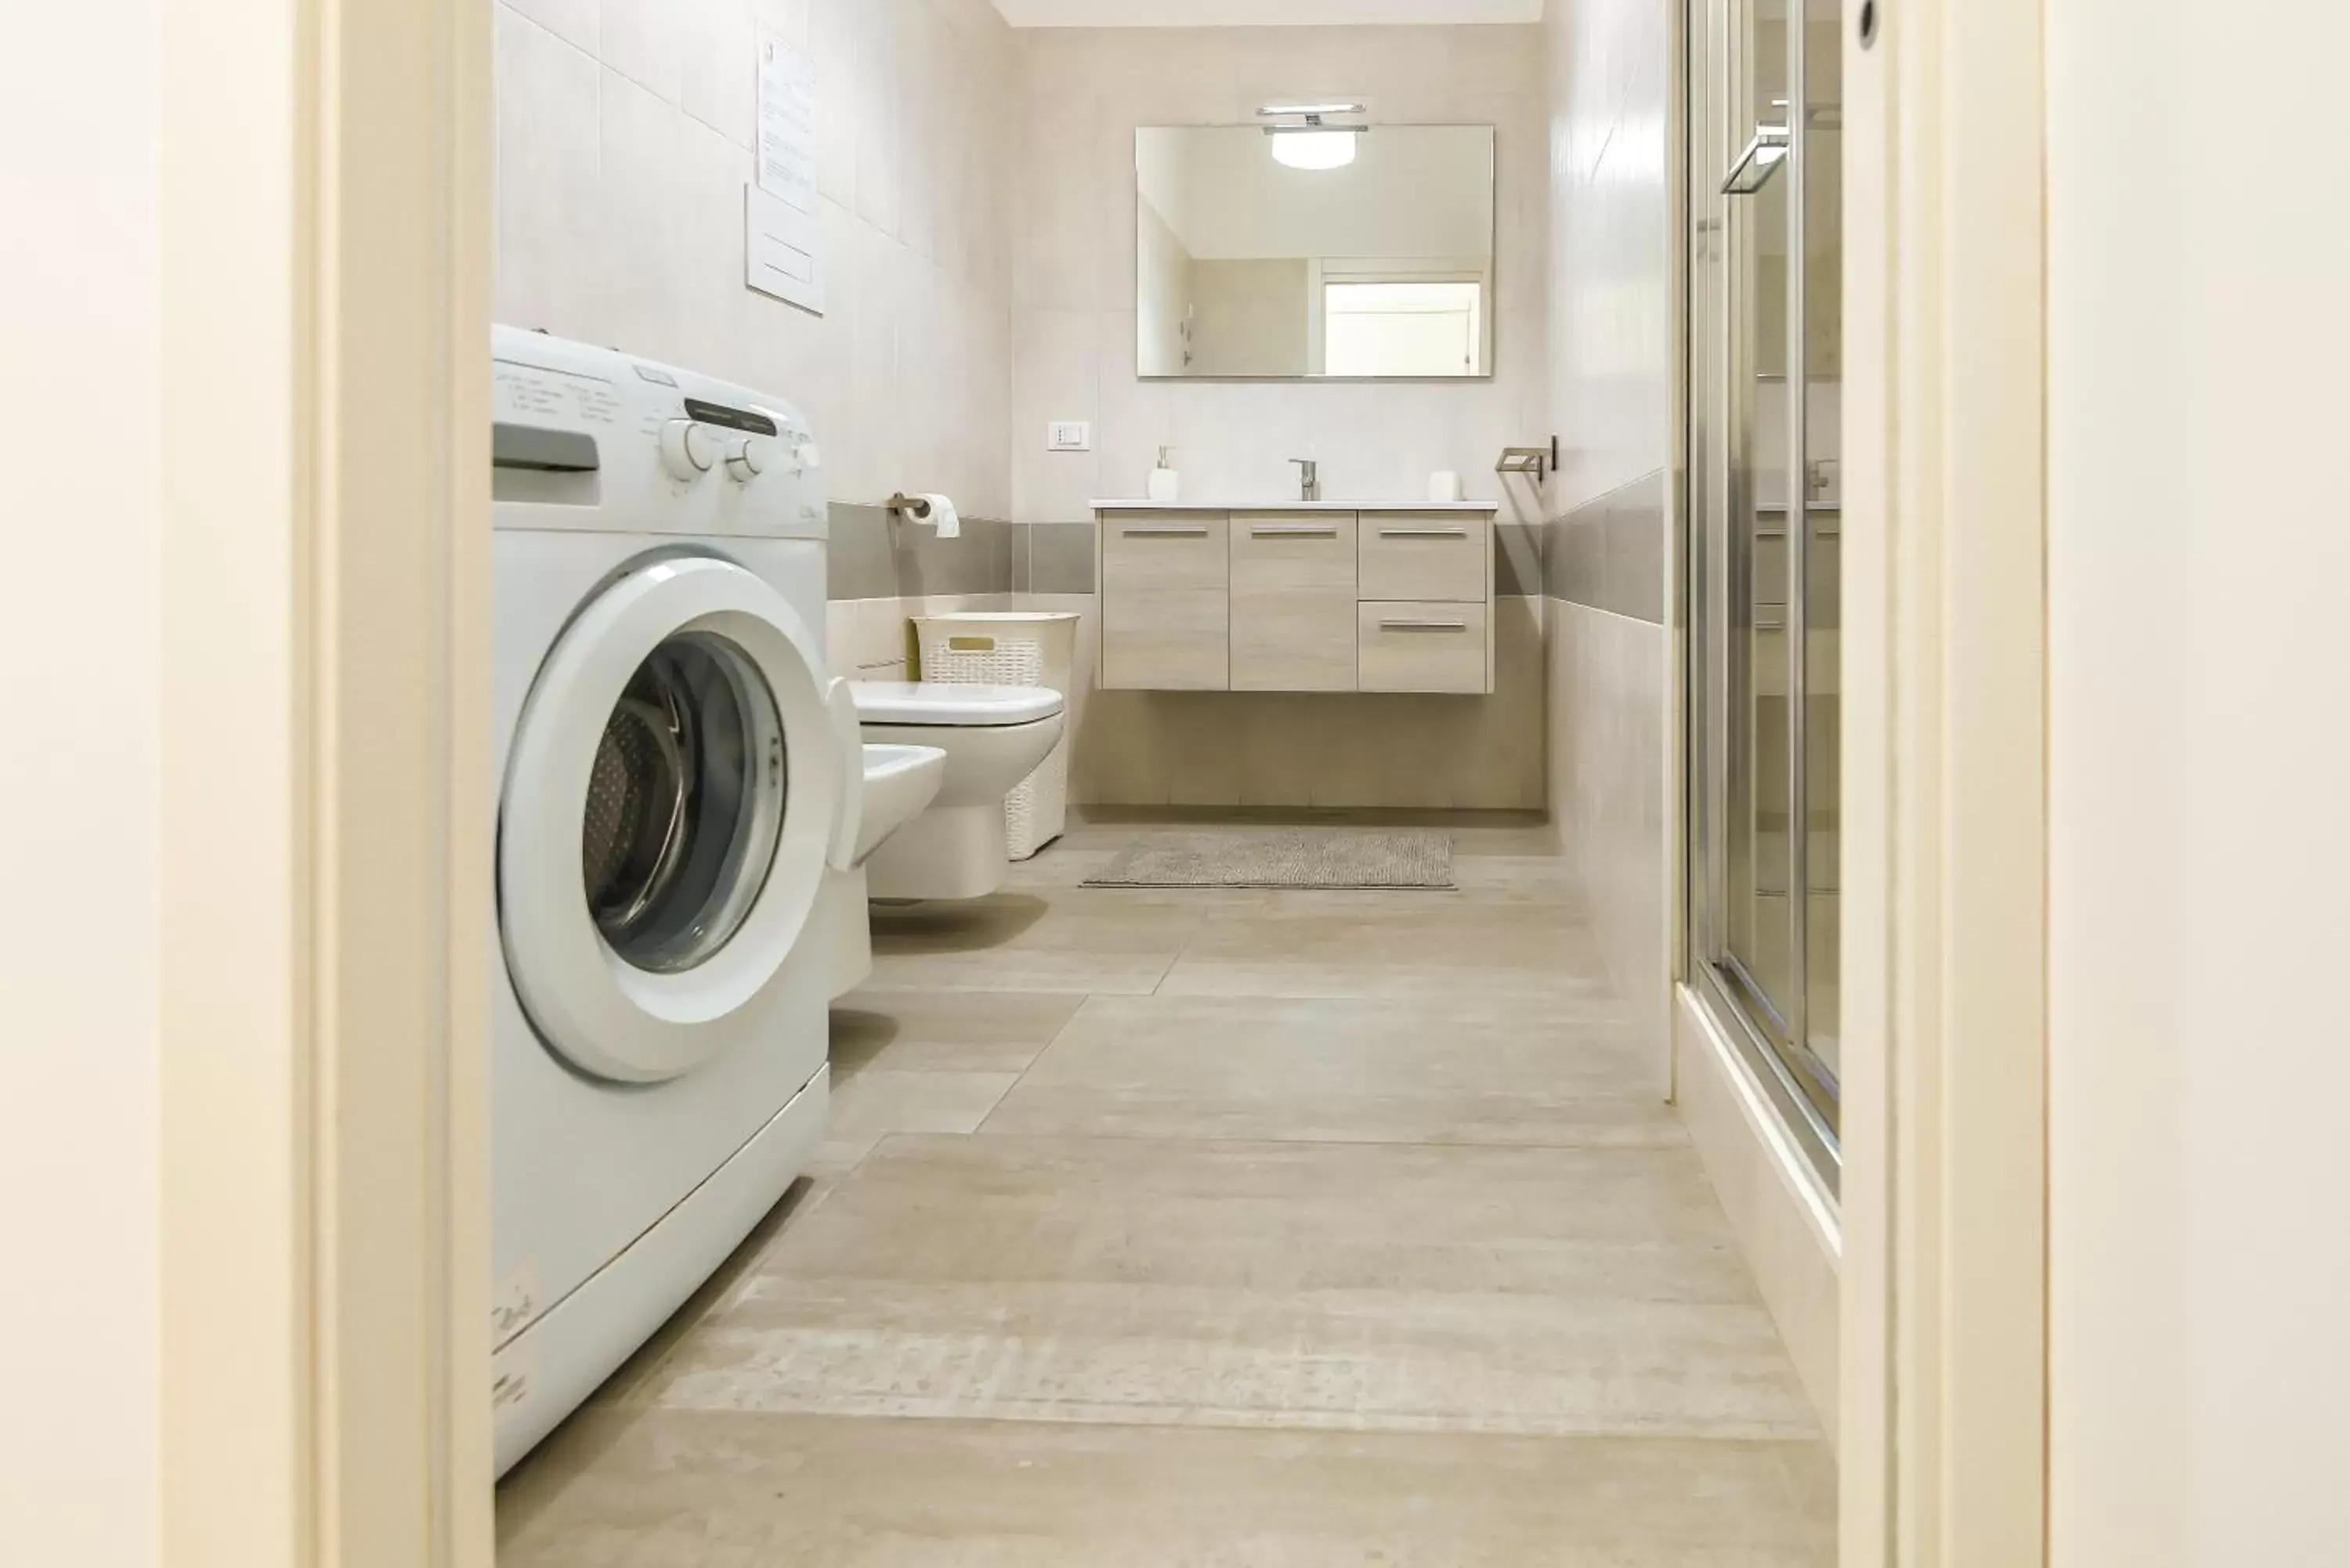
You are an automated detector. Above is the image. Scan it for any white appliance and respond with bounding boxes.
[488,327,850,1473]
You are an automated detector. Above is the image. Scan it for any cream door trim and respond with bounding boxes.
[1840,0,2049,1563]
[159,0,492,1563]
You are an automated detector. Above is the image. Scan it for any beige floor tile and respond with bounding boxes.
[830,989,1086,1078]
[1162,902,1625,1003]
[498,813,1835,1559]
[630,1135,1819,1440]
[866,889,1224,995]
[812,1071,1024,1172]
[985,995,1679,1147]
[500,1410,1832,1568]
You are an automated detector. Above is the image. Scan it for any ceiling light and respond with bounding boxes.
[1269,129,1361,171]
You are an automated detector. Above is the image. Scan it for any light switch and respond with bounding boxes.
[1047,421,1092,452]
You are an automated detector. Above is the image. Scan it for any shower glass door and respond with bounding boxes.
[1689,0,1843,1176]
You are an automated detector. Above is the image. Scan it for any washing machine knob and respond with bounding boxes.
[724,434,773,483]
[659,418,717,480]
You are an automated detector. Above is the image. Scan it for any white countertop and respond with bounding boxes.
[1090,499,1500,513]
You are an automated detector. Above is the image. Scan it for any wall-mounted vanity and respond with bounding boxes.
[1092,502,1501,695]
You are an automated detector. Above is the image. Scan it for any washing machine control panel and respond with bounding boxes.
[490,327,828,540]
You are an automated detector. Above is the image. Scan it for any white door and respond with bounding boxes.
[500,552,839,1083]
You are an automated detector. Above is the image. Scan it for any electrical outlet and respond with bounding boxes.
[1047,421,1092,453]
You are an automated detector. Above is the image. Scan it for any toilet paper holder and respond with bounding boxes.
[885,493,937,520]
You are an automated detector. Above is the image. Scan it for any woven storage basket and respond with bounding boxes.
[912,612,1079,859]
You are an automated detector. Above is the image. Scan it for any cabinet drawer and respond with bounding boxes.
[1231,513,1358,692]
[1101,513,1230,689]
[1358,513,1491,602]
[1358,602,1491,694]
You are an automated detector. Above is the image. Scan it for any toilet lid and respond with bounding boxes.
[851,680,1065,727]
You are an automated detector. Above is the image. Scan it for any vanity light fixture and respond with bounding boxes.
[1258,101,1366,118]
[1259,103,1368,172]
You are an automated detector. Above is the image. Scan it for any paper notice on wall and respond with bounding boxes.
[747,183,826,314]
[755,29,817,212]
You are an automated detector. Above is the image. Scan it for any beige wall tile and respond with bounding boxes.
[494,0,1015,518]
[1549,600,1672,1062]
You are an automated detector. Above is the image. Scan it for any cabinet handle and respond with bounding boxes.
[1252,524,1340,537]
[1379,617,1471,632]
[1122,524,1209,537]
[1378,526,1470,539]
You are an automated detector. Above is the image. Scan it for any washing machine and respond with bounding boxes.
[487,327,858,1473]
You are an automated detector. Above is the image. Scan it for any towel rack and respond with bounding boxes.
[1496,439,1556,480]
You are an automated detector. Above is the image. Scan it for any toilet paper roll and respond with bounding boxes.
[916,492,961,539]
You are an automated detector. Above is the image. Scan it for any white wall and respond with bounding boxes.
[1013,24,1548,512]
[2046,2,2350,1560]
[0,5,162,1565]
[496,0,1018,517]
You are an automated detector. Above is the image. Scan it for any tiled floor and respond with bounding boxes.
[498,812,1835,1566]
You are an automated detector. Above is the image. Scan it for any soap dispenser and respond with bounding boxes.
[1147,446,1180,504]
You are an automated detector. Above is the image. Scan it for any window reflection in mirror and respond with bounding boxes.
[1135,125,1496,380]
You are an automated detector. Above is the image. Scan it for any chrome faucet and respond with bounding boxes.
[1289,457,1321,502]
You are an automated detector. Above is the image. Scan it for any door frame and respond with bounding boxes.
[1838,0,2049,1562]
[157,0,494,1563]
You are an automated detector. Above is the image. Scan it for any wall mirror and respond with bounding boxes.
[1135,122,1497,380]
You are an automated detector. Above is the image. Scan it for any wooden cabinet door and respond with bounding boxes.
[1358,512,1491,602]
[1100,513,1230,690]
[1358,601,1491,694]
[1230,512,1358,692]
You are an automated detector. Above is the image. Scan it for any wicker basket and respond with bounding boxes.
[912,612,1079,859]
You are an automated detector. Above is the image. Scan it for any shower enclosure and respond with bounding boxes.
[1687,0,1844,1180]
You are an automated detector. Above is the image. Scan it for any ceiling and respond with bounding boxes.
[991,1,1542,25]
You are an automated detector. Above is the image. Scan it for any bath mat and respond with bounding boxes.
[1083,828,1455,890]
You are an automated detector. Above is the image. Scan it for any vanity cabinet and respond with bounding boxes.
[1096,504,1495,695]
[1100,511,1230,689]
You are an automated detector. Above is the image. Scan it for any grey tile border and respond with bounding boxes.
[1494,521,1543,598]
[1543,471,1667,624]
[1025,522,1099,594]
[827,502,1015,602]
[826,502,897,602]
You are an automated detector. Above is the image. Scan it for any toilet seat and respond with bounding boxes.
[851,679,1064,728]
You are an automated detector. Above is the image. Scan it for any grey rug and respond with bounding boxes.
[1083,828,1455,890]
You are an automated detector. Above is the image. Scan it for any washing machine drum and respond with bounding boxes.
[502,554,840,1084]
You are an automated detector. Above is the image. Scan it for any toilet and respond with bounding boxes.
[817,683,948,998]
[851,680,1068,901]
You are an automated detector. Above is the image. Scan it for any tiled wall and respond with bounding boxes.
[1542,0,1676,1058]
[496,8,1571,816]
[494,0,1019,594]
[1010,25,1552,516]
[999,25,1552,811]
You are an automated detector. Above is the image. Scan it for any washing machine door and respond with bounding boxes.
[500,552,840,1083]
